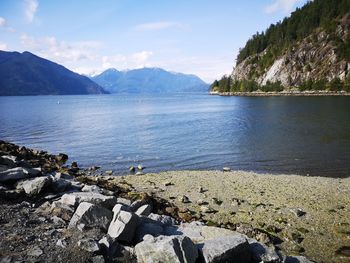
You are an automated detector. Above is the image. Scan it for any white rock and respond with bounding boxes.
[60,192,117,209]
[136,204,152,216]
[0,167,31,182]
[21,176,51,196]
[68,202,112,231]
[135,235,198,263]
[107,210,139,243]
[77,238,100,253]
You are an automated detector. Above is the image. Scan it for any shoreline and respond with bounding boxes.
[209,91,350,96]
[1,141,349,262]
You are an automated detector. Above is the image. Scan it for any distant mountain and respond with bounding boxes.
[91,67,209,93]
[0,51,107,96]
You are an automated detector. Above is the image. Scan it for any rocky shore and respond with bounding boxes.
[0,141,347,262]
[209,91,350,96]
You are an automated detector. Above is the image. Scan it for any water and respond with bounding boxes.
[0,93,350,177]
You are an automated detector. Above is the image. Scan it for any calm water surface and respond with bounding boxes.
[0,93,349,177]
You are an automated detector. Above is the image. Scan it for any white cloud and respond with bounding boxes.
[101,51,153,70]
[0,41,8,50]
[24,0,38,23]
[0,17,6,27]
[264,0,304,14]
[20,33,101,62]
[134,21,183,31]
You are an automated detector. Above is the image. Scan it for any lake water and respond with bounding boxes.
[0,93,349,177]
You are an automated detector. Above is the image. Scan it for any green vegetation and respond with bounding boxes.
[237,0,350,64]
[211,76,350,93]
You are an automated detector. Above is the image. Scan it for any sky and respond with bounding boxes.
[0,0,309,82]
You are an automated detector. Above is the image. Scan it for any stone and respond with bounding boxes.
[51,216,66,226]
[135,235,198,263]
[55,153,68,163]
[136,204,152,216]
[200,206,216,214]
[135,172,144,176]
[248,238,280,263]
[68,202,113,231]
[99,236,135,262]
[148,213,177,226]
[135,222,164,243]
[199,234,251,263]
[82,184,114,196]
[180,195,190,203]
[129,166,136,172]
[137,164,144,170]
[290,208,307,217]
[56,239,67,248]
[0,167,37,182]
[117,197,132,206]
[107,210,139,243]
[0,155,18,167]
[91,255,105,263]
[105,170,113,175]
[51,178,72,193]
[27,246,43,257]
[223,167,231,172]
[54,172,73,180]
[60,192,117,209]
[51,201,75,221]
[164,181,173,186]
[77,238,100,253]
[21,176,51,196]
[130,199,146,211]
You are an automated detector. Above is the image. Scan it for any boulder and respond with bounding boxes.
[148,213,177,226]
[135,235,198,263]
[77,238,100,253]
[248,238,280,263]
[51,201,75,221]
[51,178,72,193]
[82,184,114,196]
[117,197,132,206]
[60,192,117,209]
[98,236,135,262]
[68,202,112,231]
[135,222,164,243]
[107,210,139,243]
[21,176,51,196]
[136,204,152,216]
[0,167,40,183]
[0,155,18,167]
[199,234,251,263]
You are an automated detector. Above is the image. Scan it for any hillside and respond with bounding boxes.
[212,0,350,93]
[91,67,209,93]
[0,51,107,96]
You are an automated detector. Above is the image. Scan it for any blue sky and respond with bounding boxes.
[0,0,309,82]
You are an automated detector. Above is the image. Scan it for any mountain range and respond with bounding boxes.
[90,68,209,93]
[0,51,107,96]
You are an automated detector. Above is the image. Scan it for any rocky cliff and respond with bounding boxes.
[232,21,350,87]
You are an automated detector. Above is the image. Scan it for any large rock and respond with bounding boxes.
[135,235,198,263]
[82,184,114,196]
[51,178,72,193]
[107,210,139,243]
[51,201,75,221]
[68,202,112,231]
[60,192,117,209]
[135,222,164,243]
[248,239,280,263]
[77,238,100,253]
[0,155,18,167]
[20,176,51,196]
[148,213,177,226]
[0,167,40,182]
[136,204,152,216]
[199,234,251,263]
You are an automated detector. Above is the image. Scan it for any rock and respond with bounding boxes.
[0,155,18,167]
[248,238,280,263]
[291,208,307,217]
[199,186,205,193]
[54,172,73,180]
[164,181,172,186]
[68,202,113,231]
[136,204,152,216]
[135,222,164,243]
[105,170,113,175]
[51,216,66,226]
[56,239,67,248]
[82,184,114,196]
[107,210,139,243]
[51,178,72,193]
[117,197,132,206]
[200,206,217,214]
[197,199,208,205]
[199,234,251,263]
[148,213,177,226]
[60,192,117,209]
[21,176,51,196]
[135,172,144,176]
[99,236,135,262]
[51,201,75,221]
[284,256,314,263]
[130,199,146,212]
[137,164,144,170]
[55,153,68,163]
[135,235,198,263]
[77,238,100,253]
[0,167,38,182]
[129,166,136,172]
[91,255,105,263]
[27,245,43,257]
[180,195,190,203]
[223,167,231,172]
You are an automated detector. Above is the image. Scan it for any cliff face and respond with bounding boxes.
[231,19,350,87]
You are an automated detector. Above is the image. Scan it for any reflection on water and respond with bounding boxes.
[0,94,349,177]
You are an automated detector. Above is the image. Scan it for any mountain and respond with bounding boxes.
[91,67,209,93]
[0,51,107,96]
[212,0,350,93]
